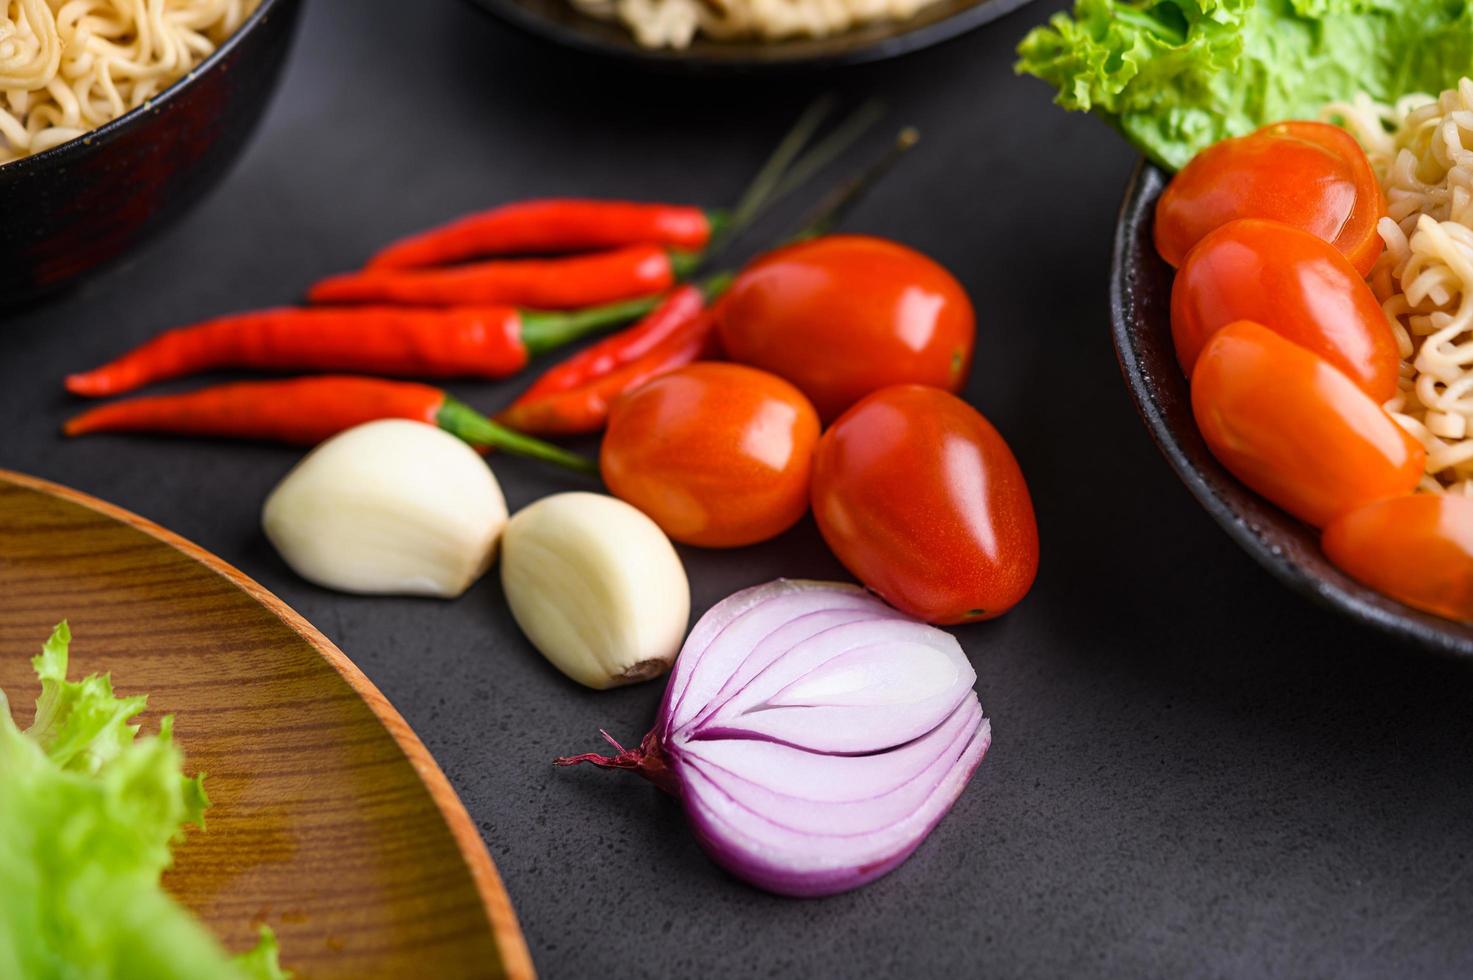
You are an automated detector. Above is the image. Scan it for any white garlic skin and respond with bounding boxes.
[501,491,690,689]
[262,419,508,598]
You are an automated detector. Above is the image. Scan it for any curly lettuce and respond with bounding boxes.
[1016,0,1473,169]
[0,622,288,980]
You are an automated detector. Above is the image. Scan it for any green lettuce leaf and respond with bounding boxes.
[1015,0,1473,169]
[0,622,288,980]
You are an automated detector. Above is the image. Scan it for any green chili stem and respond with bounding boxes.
[437,396,598,474]
[699,97,887,272]
[789,127,920,243]
[668,250,704,281]
[767,100,888,206]
[703,208,731,242]
[519,295,663,356]
[699,269,735,302]
[706,95,837,263]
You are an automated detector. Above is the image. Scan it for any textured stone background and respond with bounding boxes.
[5,1,1472,975]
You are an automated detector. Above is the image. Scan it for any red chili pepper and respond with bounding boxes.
[366,199,721,270]
[489,132,916,435]
[63,376,595,471]
[309,244,697,309]
[516,283,709,403]
[497,308,719,436]
[64,296,659,398]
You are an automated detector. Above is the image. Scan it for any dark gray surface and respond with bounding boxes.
[4,1,1473,977]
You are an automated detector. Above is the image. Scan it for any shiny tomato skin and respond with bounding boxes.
[601,362,820,548]
[1323,494,1473,621]
[1156,121,1385,275]
[1191,321,1424,528]
[1172,219,1399,402]
[810,384,1038,624]
[716,235,975,421]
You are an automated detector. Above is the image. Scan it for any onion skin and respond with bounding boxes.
[682,715,991,897]
[557,579,990,897]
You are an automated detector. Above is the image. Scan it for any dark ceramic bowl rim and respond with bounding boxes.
[463,0,1034,73]
[0,0,287,176]
[1110,158,1473,658]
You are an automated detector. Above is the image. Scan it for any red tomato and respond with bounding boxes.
[810,385,1038,624]
[1156,120,1386,275]
[716,235,975,421]
[1171,219,1399,402]
[1323,494,1473,621]
[601,362,820,548]
[1191,321,1424,528]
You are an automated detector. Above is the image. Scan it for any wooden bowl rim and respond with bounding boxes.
[0,467,536,979]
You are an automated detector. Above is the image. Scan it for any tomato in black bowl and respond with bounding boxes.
[1110,160,1473,658]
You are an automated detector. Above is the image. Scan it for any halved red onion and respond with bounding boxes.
[556,579,990,897]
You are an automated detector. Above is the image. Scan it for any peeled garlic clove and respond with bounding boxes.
[501,491,689,689]
[263,419,507,598]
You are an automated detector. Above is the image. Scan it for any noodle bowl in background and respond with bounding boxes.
[1329,81,1473,497]
[0,0,297,305]
[0,0,260,163]
[570,0,945,49]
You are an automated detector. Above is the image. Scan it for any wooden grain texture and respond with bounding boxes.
[0,469,535,979]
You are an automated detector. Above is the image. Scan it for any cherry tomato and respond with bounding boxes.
[1171,219,1399,402]
[810,384,1038,624]
[716,235,975,421]
[1323,494,1473,621]
[1156,121,1386,275]
[1191,321,1424,528]
[601,362,819,548]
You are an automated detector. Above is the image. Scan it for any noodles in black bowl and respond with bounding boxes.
[0,0,303,307]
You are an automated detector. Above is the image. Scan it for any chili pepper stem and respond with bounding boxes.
[708,95,835,261]
[669,250,704,282]
[766,100,887,206]
[793,127,920,242]
[703,209,731,241]
[519,294,663,356]
[699,96,885,271]
[436,396,598,474]
[699,270,735,302]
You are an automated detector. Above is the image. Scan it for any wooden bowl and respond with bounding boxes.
[462,0,1035,72]
[0,470,534,978]
[1111,160,1473,657]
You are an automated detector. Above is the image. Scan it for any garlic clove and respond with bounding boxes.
[262,419,508,598]
[500,491,690,689]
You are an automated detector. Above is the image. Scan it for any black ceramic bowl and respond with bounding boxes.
[1111,160,1473,657]
[464,0,1033,72]
[0,0,303,307]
